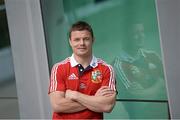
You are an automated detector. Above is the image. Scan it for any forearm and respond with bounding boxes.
[49,91,86,113]
[53,98,86,113]
[74,92,116,113]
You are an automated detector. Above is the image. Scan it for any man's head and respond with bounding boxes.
[130,23,145,48]
[123,23,145,50]
[69,21,94,58]
[69,21,94,41]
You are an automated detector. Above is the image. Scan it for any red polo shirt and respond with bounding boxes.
[49,55,116,119]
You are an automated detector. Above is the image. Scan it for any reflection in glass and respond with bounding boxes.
[113,23,167,100]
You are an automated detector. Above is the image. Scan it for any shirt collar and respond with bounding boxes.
[70,54,98,68]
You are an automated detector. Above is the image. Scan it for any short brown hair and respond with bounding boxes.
[69,21,94,39]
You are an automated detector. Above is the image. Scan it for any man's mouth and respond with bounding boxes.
[78,48,86,49]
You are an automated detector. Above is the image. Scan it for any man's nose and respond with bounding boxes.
[80,39,84,45]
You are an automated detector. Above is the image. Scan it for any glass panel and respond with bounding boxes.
[0,0,10,49]
[41,0,169,119]
[0,0,19,118]
[104,101,169,119]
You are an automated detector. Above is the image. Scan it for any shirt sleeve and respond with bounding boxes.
[48,63,66,94]
[101,65,116,91]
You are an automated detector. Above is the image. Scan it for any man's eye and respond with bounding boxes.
[84,37,90,41]
[74,38,80,41]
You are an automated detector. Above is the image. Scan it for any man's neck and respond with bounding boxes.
[74,55,92,68]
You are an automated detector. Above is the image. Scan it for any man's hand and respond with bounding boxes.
[95,86,114,97]
[65,89,78,100]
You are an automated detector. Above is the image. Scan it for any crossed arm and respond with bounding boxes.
[49,91,86,113]
[49,86,116,113]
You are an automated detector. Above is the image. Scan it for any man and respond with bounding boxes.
[113,23,167,118]
[48,21,116,119]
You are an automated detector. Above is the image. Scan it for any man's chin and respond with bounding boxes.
[77,53,90,57]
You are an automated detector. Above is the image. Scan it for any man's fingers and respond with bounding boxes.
[100,89,114,96]
[95,86,114,96]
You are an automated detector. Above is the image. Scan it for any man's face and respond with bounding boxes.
[69,30,93,57]
[130,24,145,48]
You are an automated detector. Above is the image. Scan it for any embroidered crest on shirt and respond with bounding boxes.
[91,70,102,83]
[68,73,78,80]
[79,82,86,89]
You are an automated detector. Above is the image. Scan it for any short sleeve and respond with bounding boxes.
[101,65,116,91]
[48,63,66,94]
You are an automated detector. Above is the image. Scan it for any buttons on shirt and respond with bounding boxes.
[78,64,84,76]
[77,64,92,76]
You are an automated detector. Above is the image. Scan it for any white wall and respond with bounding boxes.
[156,0,180,119]
[5,0,51,119]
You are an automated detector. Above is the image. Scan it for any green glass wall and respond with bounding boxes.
[41,0,169,119]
